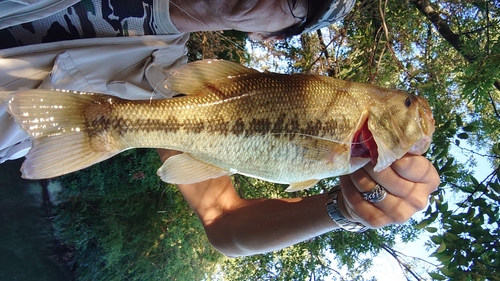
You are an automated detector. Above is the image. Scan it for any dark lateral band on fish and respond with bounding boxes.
[82,96,343,139]
[7,60,435,192]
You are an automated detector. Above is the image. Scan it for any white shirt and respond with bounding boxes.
[0,0,189,162]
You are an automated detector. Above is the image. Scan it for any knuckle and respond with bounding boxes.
[412,196,430,211]
[369,218,387,228]
[362,212,387,228]
[391,212,412,224]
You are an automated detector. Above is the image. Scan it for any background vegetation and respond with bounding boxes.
[22,0,500,280]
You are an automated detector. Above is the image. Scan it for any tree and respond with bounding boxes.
[51,0,499,280]
[243,0,499,279]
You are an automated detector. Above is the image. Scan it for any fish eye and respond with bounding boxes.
[404,95,415,108]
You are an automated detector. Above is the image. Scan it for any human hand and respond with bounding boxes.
[338,154,440,228]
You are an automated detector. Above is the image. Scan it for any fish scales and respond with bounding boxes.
[7,60,435,191]
[89,77,358,144]
[79,76,371,184]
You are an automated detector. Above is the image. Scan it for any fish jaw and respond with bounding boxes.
[408,96,435,155]
[408,134,432,155]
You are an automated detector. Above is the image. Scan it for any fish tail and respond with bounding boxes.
[7,89,122,179]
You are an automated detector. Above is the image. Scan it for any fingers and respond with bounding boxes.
[341,169,413,227]
[339,155,440,228]
[365,154,440,195]
[339,174,393,228]
[363,155,439,210]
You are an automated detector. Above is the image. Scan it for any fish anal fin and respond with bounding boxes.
[164,60,259,95]
[285,179,320,192]
[157,153,231,184]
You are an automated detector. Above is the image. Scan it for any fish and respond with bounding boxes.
[6,60,435,191]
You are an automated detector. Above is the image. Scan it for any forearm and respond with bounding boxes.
[201,191,338,257]
[157,148,340,257]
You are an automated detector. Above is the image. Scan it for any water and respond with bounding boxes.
[0,159,72,280]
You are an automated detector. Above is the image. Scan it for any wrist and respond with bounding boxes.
[325,185,369,233]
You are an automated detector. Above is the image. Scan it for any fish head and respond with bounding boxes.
[367,90,435,172]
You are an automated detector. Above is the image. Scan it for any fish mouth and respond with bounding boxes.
[408,98,435,155]
[351,120,378,164]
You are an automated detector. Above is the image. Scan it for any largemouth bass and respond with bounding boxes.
[7,60,435,191]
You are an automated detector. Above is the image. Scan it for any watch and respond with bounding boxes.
[325,186,369,233]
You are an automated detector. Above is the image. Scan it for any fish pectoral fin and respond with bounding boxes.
[285,179,320,192]
[157,153,231,184]
[298,136,349,163]
[163,60,259,95]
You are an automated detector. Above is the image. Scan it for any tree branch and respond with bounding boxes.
[409,0,475,63]
[409,0,500,93]
[381,243,425,281]
[488,91,500,119]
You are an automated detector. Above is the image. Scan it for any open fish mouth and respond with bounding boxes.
[350,119,378,163]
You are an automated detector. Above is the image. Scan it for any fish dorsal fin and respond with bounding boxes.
[164,60,260,95]
[285,179,320,192]
[157,153,231,184]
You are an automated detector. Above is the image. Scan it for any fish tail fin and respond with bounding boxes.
[0,91,14,102]
[8,89,122,179]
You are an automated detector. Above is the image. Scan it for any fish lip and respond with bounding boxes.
[408,98,435,155]
[408,135,432,155]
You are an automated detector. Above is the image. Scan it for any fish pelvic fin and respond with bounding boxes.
[164,60,259,95]
[7,89,123,179]
[157,153,231,184]
[285,179,320,192]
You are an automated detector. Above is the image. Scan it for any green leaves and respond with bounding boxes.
[50,1,500,279]
[54,149,220,280]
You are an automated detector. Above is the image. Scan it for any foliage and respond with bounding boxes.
[53,149,221,280]
[247,0,500,279]
[187,30,249,63]
[51,0,500,280]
